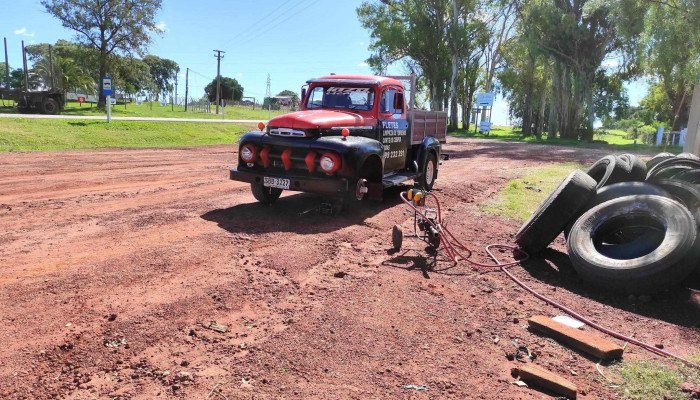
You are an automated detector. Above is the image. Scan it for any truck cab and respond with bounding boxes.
[230,74,447,204]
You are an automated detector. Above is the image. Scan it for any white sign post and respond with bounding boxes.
[656,126,664,146]
[102,77,113,123]
[475,92,495,135]
[680,128,687,147]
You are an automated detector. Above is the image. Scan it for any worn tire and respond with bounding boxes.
[646,152,675,170]
[647,157,700,181]
[617,154,647,181]
[670,169,700,184]
[677,152,700,161]
[651,180,700,228]
[251,183,283,204]
[417,152,437,191]
[567,195,698,294]
[42,98,59,115]
[515,170,597,254]
[563,182,670,240]
[586,155,632,189]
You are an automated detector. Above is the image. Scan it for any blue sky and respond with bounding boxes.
[2,0,648,125]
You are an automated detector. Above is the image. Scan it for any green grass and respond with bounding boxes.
[481,163,583,221]
[451,126,683,153]
[0,118,254,151]
[616,357,700,400]
[0,100,286,120]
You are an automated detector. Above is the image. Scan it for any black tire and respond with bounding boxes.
[670,169,700,184]
[617,154,647,181]
[515,170,597,254]
[646,152,675,170]
[651,180,700,228]
[647,157,700,181]
[563,182,670,240]
[677,152,700,161]
[250,183,283,204]
[42,98,59,115]
[586,155,632,189]
[567,195,698,294]
[417,152,437,191]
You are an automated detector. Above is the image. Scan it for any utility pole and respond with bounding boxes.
[3,37,10,89]
[174,73,178,110]
[213,49,225,114]
[184,68,189,112]
[265,73,271,120]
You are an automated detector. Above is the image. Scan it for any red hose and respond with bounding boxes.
[399,191,699,369]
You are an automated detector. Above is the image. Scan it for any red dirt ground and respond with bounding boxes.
[0,138,697,399]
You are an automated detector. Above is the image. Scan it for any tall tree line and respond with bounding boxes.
[358,0,699,139]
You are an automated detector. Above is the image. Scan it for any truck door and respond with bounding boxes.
[379,88,409,173]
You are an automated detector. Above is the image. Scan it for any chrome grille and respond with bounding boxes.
[269,128,306,137]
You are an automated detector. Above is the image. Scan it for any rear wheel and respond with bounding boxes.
[418,152,437,191]
[42,98,59,115]
[251,183,282,204]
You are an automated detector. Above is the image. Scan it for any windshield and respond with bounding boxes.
[306,86,375,111]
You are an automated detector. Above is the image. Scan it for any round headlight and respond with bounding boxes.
[320,155,335,172]
[240,144,257,163]
[319,152,342,174]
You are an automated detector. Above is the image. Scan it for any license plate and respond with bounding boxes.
[263,176,290,189]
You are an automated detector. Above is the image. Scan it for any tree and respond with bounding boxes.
[0,62,9,88]
[26,42,96,94]
[143,55,179,101]
[205,77,243,103]
[641,3,699,131]
[357,0,452,110]
[276,90,300,108]
[41,0,163,107]
[523,0,646,139]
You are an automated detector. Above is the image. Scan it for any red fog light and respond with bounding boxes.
[260,146,271,168]
[319,152,342,174]
[240,144,258,163]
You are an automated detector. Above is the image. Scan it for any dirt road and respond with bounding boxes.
[0,138,697,399]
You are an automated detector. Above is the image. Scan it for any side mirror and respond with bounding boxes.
[301,87,307,104]
[394,93,404,113]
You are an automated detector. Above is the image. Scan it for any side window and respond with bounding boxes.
[306,87,324,109]
[381,90,395,114]
[381,89,403,118]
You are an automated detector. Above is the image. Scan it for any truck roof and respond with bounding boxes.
[308,75,404,88]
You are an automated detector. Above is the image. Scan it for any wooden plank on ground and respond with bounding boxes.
[518,364,577,399]
[528,315,624,360]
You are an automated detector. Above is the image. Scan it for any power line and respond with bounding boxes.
[222,0,297,46]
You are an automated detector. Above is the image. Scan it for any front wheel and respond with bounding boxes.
[251,183,282,204]
[417,152,437,191]
[42,98,59,115]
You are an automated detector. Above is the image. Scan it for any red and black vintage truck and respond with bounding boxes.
[230,75,447,204]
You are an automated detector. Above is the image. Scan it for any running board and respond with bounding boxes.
[382,171,419,188]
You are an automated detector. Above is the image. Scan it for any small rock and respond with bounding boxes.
[493,337,500,344]
[333,271,346,278]
[107,314,117,322]
[180,360,189,367]
[176,371,192,382]
[655,343,664,349]
[506,353,515,361]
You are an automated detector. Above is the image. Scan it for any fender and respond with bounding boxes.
[414,136,441,174]
[238,132,384,178]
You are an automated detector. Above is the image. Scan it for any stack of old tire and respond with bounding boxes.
[515,151,700,294]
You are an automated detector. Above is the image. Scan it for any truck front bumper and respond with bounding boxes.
[230,168,349,194]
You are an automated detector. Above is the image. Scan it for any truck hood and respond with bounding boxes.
[268,109,371,130]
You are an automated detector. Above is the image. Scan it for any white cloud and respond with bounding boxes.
[155,22,167,32]
[359,41,365,46]
[358,62,368,67]
[13,27,35,37]
[237,72,244,77]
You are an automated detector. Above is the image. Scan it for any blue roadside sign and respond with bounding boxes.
[102,77,113,96]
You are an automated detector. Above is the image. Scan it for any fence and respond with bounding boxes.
[187,97,211,113]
